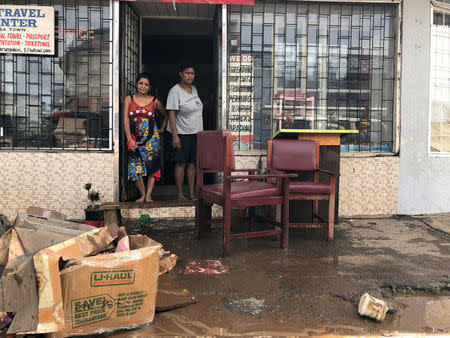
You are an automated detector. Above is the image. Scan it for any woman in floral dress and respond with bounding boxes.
[123,73,168,202]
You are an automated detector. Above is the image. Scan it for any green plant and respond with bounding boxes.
[404,286,416,295]
[84,183,102,210]
[428,285,442,294]
[391,285,416,295]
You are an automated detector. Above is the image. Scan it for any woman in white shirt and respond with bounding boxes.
[166,64,203,201]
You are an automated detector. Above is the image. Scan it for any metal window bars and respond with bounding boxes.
[0,0,113,150]
[228,1,397,152]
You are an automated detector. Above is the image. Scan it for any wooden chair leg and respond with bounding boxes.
[312,200,318,223]
[327,195,335,241]
[281,199,289,249]
[196,199,211,239]
[195,199,200,239]
[265,205,272,219]
[248,207,255,232]
[223,202,231,256]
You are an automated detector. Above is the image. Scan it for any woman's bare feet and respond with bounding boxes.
[188,195,196,201]
[177,194,188,201]
[136,195,145,203]
[145,195,153,202]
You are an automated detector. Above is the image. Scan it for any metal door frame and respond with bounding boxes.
[113,1,142,202]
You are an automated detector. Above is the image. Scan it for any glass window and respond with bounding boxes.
[0,0,112,150]
[430,9,450,153]
[228,1,397,152]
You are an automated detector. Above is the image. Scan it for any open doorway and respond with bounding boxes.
[120,3,219,201]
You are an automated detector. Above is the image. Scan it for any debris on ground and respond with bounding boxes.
[184,259,230,275]
[159,251,178,275]
[224,296,266,316]
[156,276,196,312]
[0,212,193,336]
[137,214,154,228]
[0,212,95,335]
[358,293,388,321]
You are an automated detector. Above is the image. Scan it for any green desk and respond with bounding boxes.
[273,129,358,223]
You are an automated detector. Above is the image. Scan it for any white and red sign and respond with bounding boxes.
[0,5,55,55]
[228,53,254,150]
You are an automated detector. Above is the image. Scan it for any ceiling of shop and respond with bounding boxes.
[130,2,216,20]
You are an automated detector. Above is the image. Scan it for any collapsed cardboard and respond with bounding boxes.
[27,206,66,221]
[0,213,95,334]
[0,214,9,236]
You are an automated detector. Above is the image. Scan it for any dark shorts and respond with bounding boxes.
[168,133,197,163]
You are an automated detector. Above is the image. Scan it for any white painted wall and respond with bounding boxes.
[399,0,450,214]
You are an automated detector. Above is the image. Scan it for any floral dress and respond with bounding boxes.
[127,96,161,182]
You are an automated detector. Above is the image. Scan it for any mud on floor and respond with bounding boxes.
[108,218,450,336]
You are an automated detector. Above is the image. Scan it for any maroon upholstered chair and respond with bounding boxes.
[196,130,294,256]
[267,139,337,242]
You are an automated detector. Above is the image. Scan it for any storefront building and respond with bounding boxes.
[0,0,449,221]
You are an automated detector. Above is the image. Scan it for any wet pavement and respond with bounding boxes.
[110,214,450,336]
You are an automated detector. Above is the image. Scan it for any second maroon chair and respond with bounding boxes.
[267,139,337,243]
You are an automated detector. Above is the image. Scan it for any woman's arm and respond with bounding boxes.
[123,96,137,151]
[155,99,168,133]
[166,87,181,149]
[168,110,180,149]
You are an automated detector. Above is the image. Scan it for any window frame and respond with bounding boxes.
[428,4,450,157]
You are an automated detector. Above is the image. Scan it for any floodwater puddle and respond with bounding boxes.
[382,295,450,334]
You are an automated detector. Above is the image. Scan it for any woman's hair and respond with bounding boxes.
[178,64,195,73]
[136,72,151,85]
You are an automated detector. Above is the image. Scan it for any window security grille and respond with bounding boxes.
[228,1,397,152]
[0,0,112,150]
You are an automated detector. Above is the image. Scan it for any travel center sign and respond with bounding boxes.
[0,5,54,55]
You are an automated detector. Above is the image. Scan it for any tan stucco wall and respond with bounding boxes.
[339,155,399,216]
[0,152,115,222]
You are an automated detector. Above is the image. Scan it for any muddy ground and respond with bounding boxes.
[108,214,450,336]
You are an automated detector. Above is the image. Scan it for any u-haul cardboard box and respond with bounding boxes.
[31,225,162,335]
[60,237,161,335]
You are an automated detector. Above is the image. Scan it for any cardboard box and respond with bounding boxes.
[31,227,161,335]
[60,236,162,335]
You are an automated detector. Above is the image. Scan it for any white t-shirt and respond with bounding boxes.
[166,84,203,135]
